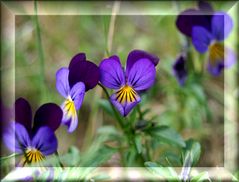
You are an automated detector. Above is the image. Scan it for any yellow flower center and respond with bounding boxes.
[64,98,76,117]
[209,42,224,65]
[24,148,45,164]
[115,85,138,104]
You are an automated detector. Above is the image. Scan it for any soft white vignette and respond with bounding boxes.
[1,1,238,181]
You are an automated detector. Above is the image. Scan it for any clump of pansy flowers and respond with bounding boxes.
[3,49,159,167]
[173,0,235,85]
[2,0,236,170]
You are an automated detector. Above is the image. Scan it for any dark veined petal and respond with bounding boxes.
[110,92,141,117]
[70,82,85,110]
[172,54,187,86]
[207,62,224,76]
[3,122,31,153]
[192,26,213,53]
[68,53,100,91]
[99,55,125,89]
[126,50,159,76]
[33,103,63,133]
[15,98,32,134]
[56,67,70,98]
[32,126,57,155]
[127,58,156,91]
[61,99,78,133]
[211,12,233,41]
[176,9,212,37]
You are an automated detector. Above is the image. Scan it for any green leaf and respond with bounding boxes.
[134,135,142,154]
[182,139,201,166]
[191,172,211,182]
[80,145,117,167]
[147,125,186,148]
[145,162,179,181]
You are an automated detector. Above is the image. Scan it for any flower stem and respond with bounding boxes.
[54,151,64,168]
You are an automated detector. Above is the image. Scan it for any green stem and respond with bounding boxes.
[136,105,143,120]
[0,153,20,161]
[55,151,64,168]
[34,0,46,100]
[98,83,125,130]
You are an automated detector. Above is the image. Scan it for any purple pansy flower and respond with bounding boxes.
[56,53,99,132]
[3,98,62,166]
[176,0,214,37]
[99,50,159,117]
[173,54,187,86]
[192,12,235,75]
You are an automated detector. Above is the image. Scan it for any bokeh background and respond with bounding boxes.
[1,0,238,172]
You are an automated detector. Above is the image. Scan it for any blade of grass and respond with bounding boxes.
[34,0,47,102]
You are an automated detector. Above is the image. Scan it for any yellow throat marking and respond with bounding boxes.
[116,85,138,104]
[64,98,76,117]
[209,42,224,65]
[24,148,45,164]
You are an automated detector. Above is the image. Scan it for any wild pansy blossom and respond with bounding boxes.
[176,0,214,37]
[99,50,159,116]
[176,1,235,75]
[3,98,62,166]
[173,53,187,86]
[191,12,235,75]
[56,53,99,132]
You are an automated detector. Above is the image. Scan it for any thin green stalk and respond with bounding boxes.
[55,151,64,168]
[98,83,124,129]
[34,0,46,101]
[136,105,143,120]
[0,153,20,161]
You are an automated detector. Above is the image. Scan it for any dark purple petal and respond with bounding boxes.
[192,26,213,53]
[211,12,233,41]
[70,82,85,110]
[61,100,78,133]
[176,9,212,37]
[126,50,159,76]
[3,123,30,153]
[99,55,125,89]
[173,54,187,86]
[33,103,63,133]
[56,67,70,98]
[15,98,32,134]
[110,93,141,117]
[198,0,214,12]
[127,58,156,91]
[32,126,57,155]
[68,53,100,91]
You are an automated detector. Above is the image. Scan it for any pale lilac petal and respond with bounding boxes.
[32,126,57,155]
[70,82,85,110]
[56,67,70,98]
[224,47,236,68]
[211,12,233,41]
[99,55,125,89]
[127,58,156,91]
[3,123,30,153]
[192,26,213,53]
